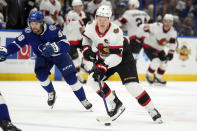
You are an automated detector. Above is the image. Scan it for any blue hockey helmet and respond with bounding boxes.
[28,11,44,22]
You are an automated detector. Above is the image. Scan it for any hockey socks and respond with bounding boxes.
[0,104,11,121]
[40,78,55,93]
[70,81,86,102]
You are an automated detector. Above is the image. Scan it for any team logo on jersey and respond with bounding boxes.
[25,27,32,33]
[113,28,119,33]
[176,41,191,61]
[49,25,56,31]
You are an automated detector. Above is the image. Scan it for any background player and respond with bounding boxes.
[114,0,151,60]
[140,14,177,85]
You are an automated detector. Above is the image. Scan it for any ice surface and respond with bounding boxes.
[0,81,197,131]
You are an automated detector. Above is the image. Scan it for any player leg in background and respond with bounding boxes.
[87,71,125,118]
[35,56,56,108]
[54,53,92,110]
[69,45,87,84]
[129,37,143,61]
[0,92,22,131]
[118,48,162,123]
[154,60,168,85]
[144,47,161,84]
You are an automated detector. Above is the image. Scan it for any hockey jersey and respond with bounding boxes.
[63,10,86,45]
[82,21,124,68]
[6,24,70,57]
[40,0,63,25]
[87,0,112,19]
[142,23,177,53]
[115,9,150,40]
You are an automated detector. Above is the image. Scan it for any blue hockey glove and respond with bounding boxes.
[0,47,7,62]
[42,42,59,57]
[93,62,108,82]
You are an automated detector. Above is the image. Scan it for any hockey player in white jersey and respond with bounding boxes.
[82,5,162,123]
[141,14,177,85]
[63,0,90,83]
[86,0,112,20]
[114,0,151,59]
[40,0,64,28]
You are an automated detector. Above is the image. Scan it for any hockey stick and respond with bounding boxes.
[97,76,110,115]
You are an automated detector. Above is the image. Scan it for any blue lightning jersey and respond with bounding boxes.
[6,24,70,56]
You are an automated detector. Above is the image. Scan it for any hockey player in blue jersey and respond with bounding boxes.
[0,11,92,110]
[0,92,22,131]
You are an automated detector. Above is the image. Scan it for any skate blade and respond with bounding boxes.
[96,105,125,124]
[111,105,125,121]
[154,118,163,124]
[49,97,57,109]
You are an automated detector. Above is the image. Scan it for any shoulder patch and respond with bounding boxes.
[25,27,31,33]
[18,34,25,41]
[113,28,119,33]
[49,25,56,31]
[58,31,63,37]
[88,21,93,25]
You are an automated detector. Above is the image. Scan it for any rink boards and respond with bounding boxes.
[0,30,197,81]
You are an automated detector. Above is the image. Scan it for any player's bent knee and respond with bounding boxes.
[65,73,77,85]
[36,71,49,82]
[40,77,51,86]
[125,82,144,97]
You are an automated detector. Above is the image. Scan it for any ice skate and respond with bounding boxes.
[108,91,125,121]
[154,74,167,86]
[47,91,56,108]
[0,120,22,131]
[148,108,163,124]
[146,74,154,84]
[81,99,93,111]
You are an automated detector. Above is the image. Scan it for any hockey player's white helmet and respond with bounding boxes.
[96,5,112,18]
[128,0,139,8]
[163,14,173,21]
[72,0,83,6]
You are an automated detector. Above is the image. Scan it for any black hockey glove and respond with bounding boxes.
[93,62,108,82]
[0,47,7,62]
[82,45,96,62]
[42,42,59,57]
[166,53,173,61]
[158,50,166,61]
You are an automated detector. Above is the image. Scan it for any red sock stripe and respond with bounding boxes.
[148,67,155,73]
[96,83,107,94]
[136,91,146,99]
[105,89,111,98]
[141,98,151,106]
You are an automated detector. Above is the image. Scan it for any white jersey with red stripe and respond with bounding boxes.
[115,9,150,40]
[82,20,124,68]
[63,10,86,45]
[40,0,61,25]
[143,22,177,53]
[87,0,112,18]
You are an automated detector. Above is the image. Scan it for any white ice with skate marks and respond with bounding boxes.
[0,81,197,131]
